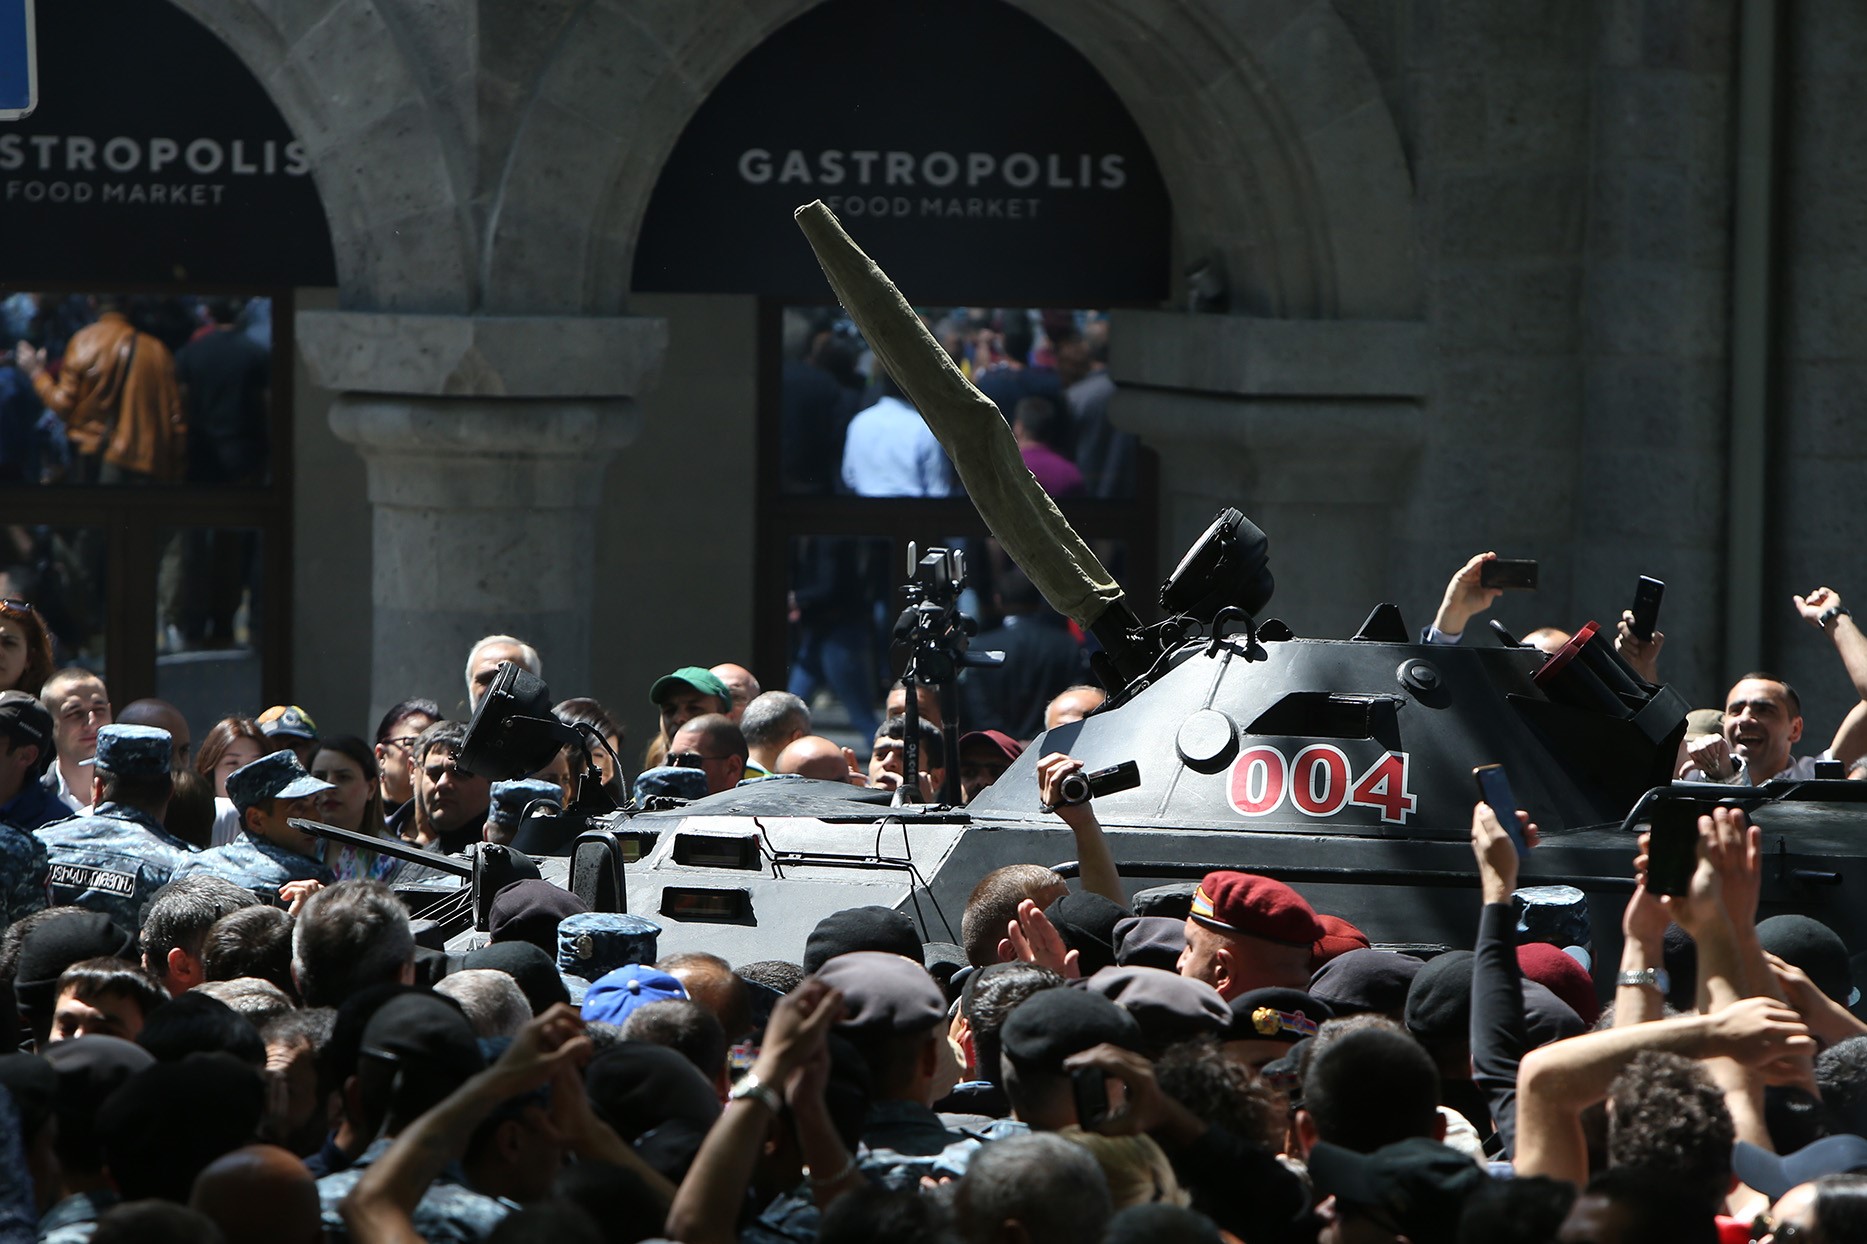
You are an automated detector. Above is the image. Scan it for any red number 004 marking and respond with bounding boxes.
[1227,747,1416,825]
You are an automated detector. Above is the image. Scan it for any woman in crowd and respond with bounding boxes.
[373,697,439,812]
[194,715,274,847]
[554,696,627,800]
[310,734,402,883]
[0,598,54,695]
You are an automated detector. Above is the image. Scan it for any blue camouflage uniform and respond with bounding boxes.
[37,726,191,930]
[38,803,194,931]
[0,824,47,927]
[171,749,334,895]
[315,1137,514,1244]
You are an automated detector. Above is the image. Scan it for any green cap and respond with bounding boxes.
[649,666,731,708]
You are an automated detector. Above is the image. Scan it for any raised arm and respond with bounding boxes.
[1793,588,1867,763]
[1468,800,1537,1157]
[1036,752,1124,906]
[1430,552,1502,641]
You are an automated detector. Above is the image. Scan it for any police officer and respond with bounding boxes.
[38,724,196,930]
[174,750,335,895]
[0,691,53,923]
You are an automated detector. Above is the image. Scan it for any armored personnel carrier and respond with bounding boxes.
[327,204,1867,982]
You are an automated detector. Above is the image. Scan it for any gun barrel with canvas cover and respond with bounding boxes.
[793,199,1151,680]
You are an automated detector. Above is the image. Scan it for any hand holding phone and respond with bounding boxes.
[1070,1066,1110,1130]
[1472,764,1528,857]
[1643,800,1702,897]
[1630,576,1665,642]
[1480,559,1539,591]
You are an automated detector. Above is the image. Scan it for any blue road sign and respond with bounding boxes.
[0,0,35,120]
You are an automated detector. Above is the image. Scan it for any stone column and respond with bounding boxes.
[1110,313,1430,641]
[298,311,667,721]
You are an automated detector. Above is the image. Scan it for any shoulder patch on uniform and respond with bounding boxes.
[49,863,136,897]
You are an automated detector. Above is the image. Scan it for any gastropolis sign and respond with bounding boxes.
[0,0,334,287]
[634,0,1171,305]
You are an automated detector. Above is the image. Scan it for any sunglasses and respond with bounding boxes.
[380,735,421,753]
[0,598,36,615]
[666,751,728,769]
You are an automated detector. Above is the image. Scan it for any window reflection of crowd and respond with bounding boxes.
[781,307,1124,740]
[0,293,274,662]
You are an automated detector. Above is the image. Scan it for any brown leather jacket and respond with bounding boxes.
[32,312,187,480]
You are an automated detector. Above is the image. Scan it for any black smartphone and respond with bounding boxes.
[1070,1067,1110,1130]
[1644,800,1702,897]
[1630,576,1665,642]
[1480,559,1539,590]
[1472,764,1527,856]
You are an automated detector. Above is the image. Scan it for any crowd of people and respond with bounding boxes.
[0,520,1855,1242]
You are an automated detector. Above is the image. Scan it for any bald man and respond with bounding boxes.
[190,1144,322,1244]
[1043,685,1106,731]
[775,735,865,785]
[709,664,760,724]
[117,699,192,770]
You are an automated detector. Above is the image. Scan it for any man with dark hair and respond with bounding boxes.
[842,370,954,498]
[403,720,490,853]
[202,905,298,997]
[1605,1050,1736,1219]
[39,725,197,929]
[958,566,1084,740]
[0,688,70,833]
[945,961,1065,1118]
[41,1033,157,1236]
[1010,396,1083,499]
[49,958,167,1043]
[1297,1020,1445,1156]
[140,874,261,996]
[740,691,811,779]
[961,865,1068,968]
[176,750,334,893]
[1816,1036,1867,1137]
[260,1007,337,1158]
[115,699,191,770]
[291,880,416,1008]
[868,714,946,796]
[666,713,748,797]
[1556,1167,1719,1244]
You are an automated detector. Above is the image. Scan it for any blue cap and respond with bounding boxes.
[581,964,687,1027]
[558,912,662,982]
[488,779,562,829]
[1513,885,1592,952]
[92,725,172,779]
[226,750,333,812]
[633,765,708,804]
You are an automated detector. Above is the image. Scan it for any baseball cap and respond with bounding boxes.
[92,725,172,779]
[1734,1135,1867,1200]
[0,691,53,770]
[815,952,946,1035]
[359,993,485,1083]
[225,751,332,812]
[999,986,1142,1075]
[1189,871,1323,947]
[649,667,732,708]
[1308,1138,1489,1240]
[581,965,688,1027]
[257,705,319,741]
[803,905,924,974]
[958,730,1024,765]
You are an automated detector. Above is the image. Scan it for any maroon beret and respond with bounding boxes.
[1190,871,1323,948]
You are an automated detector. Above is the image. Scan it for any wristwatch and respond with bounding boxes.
[728,1071,783,1115]
[1616,967,1670,994]
[1820,604,1851,630]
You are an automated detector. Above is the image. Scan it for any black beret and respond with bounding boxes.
[584,1042,720,1143]
[815,951,946,1034]
[1081,965,1227,1052]
[1044,891,1132,977]
[1310,948,1424,1018]
[487,880,589,956]
[1403,951,1474,1047]
[463,941,572,1015]
[0,1052,57,1138]
[1000,985,1142,1076]
[1759,915,1855,1006]
[359,993,485,1082]
[41,1035,155,1169]
[15,913,136,1011]
[1228,987,1334,1043]
[97,1052,265,1200]
[1113,916,1186,971]
[803,906,924,975]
